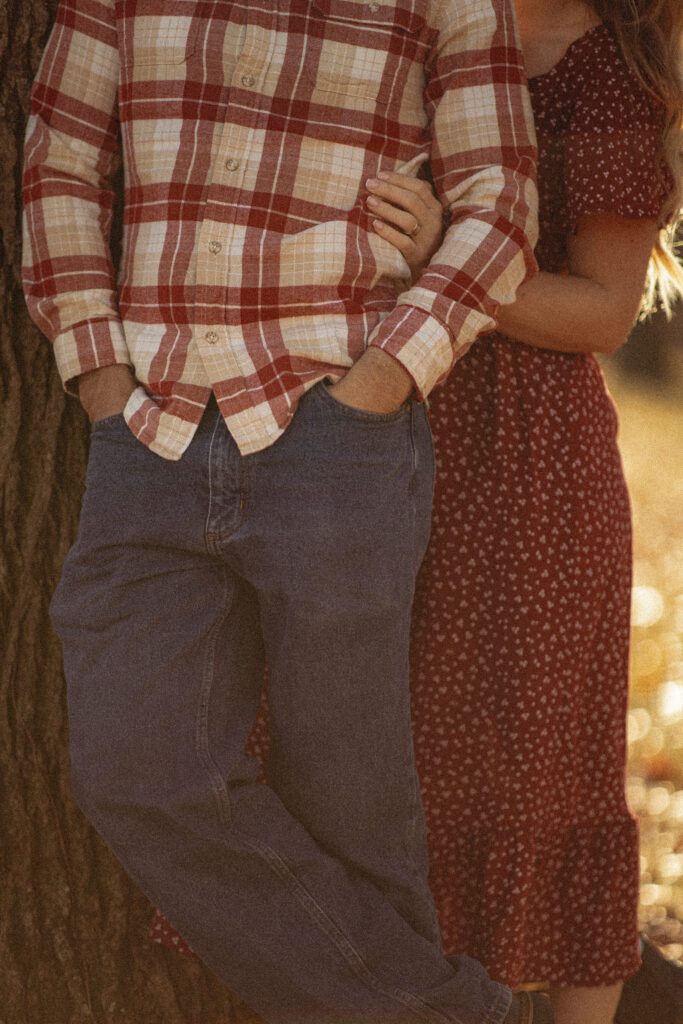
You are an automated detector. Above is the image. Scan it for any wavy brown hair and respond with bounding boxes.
[590,0,683,315]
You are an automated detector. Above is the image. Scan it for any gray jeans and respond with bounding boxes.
[52,384,510,1024]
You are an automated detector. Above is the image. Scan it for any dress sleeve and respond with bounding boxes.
[564,45,669,227]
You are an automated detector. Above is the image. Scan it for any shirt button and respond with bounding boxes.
[225,157,240,172]
[208,240,222,255]
[205,331,219,345]
[368,0,381,10]
[241,74,255,87]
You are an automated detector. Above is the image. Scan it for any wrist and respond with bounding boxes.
[78,363,135,391]
[78,364,137,424]
[328,347,414,415]
[359,347,414,405]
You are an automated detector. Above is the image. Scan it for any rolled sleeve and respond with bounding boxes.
[21,0,129,390]
[370,0,538,390]
[53,318,132,394]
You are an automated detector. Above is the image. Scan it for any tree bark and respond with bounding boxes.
[2,3,682,1023]
[0,3,259,1021]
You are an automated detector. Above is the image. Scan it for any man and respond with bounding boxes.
[23,1,544,1021]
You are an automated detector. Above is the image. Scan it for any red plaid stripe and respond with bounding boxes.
[23,0,537,459]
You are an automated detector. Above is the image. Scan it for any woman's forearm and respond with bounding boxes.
[365,177,657,356]
[364,174,657,356]
[495,216,658,355]
[496,270,637,355]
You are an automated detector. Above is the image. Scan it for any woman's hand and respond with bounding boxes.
[365,171,445,283]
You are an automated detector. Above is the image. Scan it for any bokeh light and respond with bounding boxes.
[612,371,683,959]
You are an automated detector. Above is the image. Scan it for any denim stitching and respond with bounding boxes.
[204,407,223,553]
[199,410,237,824]
[400,404,441,942]
[409,400,417,473]
[234,826,466,1024]
[208,456,250,544]
[204,411,249,546]
[483,988,512,1024]
[195,565,234,828]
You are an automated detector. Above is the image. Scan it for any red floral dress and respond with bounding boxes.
[152,24,669,987]
[410,24,668,988]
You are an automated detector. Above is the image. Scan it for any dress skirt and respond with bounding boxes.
[409,335,641,987]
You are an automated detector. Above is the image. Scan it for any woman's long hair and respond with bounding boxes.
[592,0,683,315]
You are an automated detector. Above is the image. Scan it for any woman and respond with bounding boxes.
[363,1,683,1022]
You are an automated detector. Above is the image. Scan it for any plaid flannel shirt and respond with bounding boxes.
[23,0,538,459]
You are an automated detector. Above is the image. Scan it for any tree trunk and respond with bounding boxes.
[0,3,259,1021]
[3,4,682,1023]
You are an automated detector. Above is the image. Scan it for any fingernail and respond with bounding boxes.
[366,178,379,189]
[373,219,384,230]
[366,196,378,207]
[377,172,390,180]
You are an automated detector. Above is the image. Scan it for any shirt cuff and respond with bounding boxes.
[53,319,132,394]
[367,301,496,400]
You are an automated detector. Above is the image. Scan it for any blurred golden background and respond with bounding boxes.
[606,319,683,962]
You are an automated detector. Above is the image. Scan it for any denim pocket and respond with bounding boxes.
[317,381,411,425]
[91,412,126,433]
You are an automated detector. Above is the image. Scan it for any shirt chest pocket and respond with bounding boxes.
[307,0,426,105]
[119,1,200,66]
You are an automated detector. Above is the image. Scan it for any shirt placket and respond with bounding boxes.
[194,6,279,408]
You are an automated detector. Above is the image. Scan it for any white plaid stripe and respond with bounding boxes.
[23,0,538,458]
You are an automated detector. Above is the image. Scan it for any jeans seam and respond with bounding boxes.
[409,400,418,473]
[205,412,249,547]
[204,410,222,552]
[234,826,467,1024]
[482,989,512,1024]
[195,566,234,828]
[211,457,249,544]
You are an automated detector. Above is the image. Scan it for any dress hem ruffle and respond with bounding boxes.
[428,813,641,989]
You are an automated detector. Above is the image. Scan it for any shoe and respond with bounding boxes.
[615,934,683,1024]
[504,990,554,1023]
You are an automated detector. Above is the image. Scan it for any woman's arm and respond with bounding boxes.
[496,213,658,354]
[367,174,658,355]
